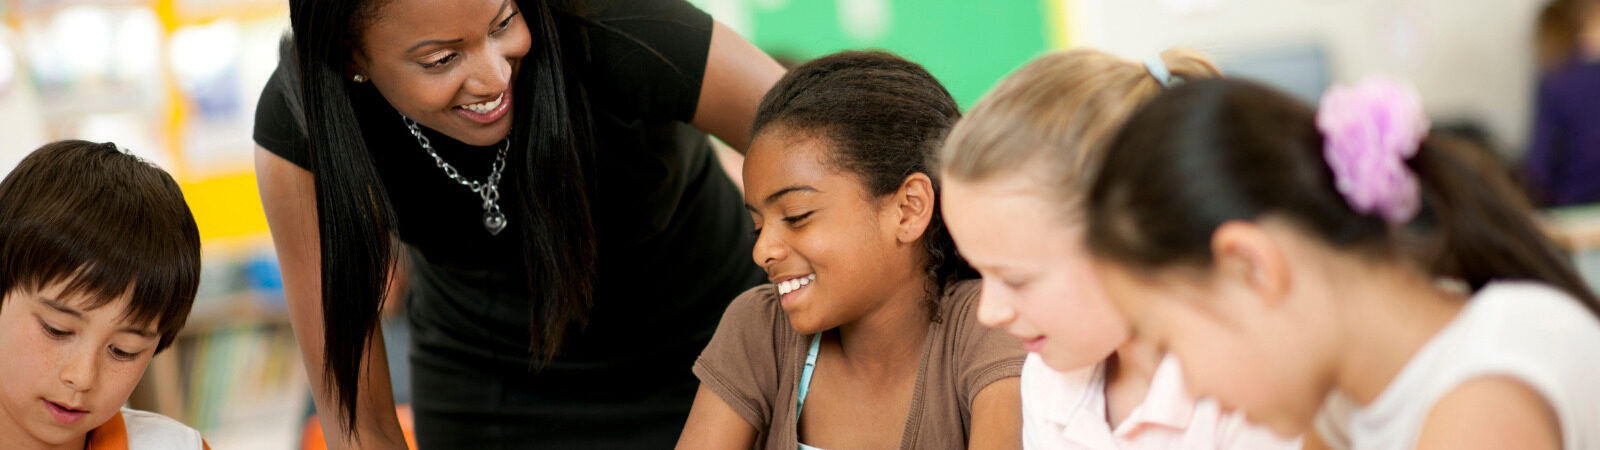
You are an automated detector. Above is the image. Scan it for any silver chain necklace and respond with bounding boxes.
[402,115,510,236]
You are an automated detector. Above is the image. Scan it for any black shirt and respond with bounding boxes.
[253,0,764,446]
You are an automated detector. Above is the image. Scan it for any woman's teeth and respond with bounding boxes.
[459,93,504,114]
[777,274,816,295]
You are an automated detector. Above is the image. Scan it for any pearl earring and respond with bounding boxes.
[353,74,367,83]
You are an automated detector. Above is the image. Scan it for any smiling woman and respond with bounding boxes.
[357,0,530,147]
[252,0,785,448]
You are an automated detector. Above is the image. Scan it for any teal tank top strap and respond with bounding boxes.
[796,333,822,415]
[796,333,824,450]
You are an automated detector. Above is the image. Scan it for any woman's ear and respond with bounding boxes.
[892,173,935,244]
[346,50,370,82]
[1210,221,1291,306]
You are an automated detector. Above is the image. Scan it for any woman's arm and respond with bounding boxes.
[256,147,409,449]
[968,377,1023,450]
[691,20,785,153]
[1414,377,1561,450]
[677,384,759,449]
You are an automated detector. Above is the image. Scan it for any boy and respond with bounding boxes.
[0,140,207,449]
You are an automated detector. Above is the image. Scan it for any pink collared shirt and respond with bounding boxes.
[1021,354,1300,450]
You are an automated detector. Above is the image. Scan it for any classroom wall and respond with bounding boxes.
[692,0,1058,108]
[1069,0,1546,157]
[0,29,46,175]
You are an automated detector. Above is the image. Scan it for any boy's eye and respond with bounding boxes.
[39,320,70,339]
[108,346,140,361]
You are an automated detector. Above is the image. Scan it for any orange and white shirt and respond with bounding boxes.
[1021,354,1299,450]
[86,408,208,450]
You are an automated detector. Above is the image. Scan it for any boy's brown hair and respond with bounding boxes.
[0,140,201,352]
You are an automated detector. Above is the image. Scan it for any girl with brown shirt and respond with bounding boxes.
[676,51,1026,450]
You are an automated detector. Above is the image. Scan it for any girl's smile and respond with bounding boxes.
[774,273,816,307]
[743,129,928,335]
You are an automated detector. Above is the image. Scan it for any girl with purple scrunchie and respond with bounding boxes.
[1078,78,1600,448]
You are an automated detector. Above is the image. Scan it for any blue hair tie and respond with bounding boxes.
[1144,54,1172,88]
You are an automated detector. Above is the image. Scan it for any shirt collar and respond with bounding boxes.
[86,410,128,450]
[1121,355,1198,433]
[1045,355,1200,445]
[1044,360,1119,448]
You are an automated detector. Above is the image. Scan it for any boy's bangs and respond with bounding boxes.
[0,140,201,351]
[2,222,195,348]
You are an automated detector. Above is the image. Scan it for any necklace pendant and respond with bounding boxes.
[483,210,508,236]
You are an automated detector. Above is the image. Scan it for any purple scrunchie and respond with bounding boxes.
[1316,78,1430,224]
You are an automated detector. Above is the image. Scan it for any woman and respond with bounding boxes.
[252,0,783,447]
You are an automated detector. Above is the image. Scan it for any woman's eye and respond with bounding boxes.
[750,227,763,238]
[493,11,520,33]
[420,53,457,69]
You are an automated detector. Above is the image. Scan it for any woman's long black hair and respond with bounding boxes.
[288,0,597,435]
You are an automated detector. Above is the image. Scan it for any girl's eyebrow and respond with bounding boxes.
[762,185,818,205]
[746,185,820,212]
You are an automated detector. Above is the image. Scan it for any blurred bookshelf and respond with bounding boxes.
[3,1,302,448]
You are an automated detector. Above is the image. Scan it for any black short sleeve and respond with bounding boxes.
[252,63,312,170]
[580,0,713,122]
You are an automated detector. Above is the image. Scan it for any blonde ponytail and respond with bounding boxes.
[938,48,1221,221]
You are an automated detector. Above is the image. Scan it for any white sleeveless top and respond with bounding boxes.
[86,408,206,450]
[122,408,205,450]
[1348,282,1600,449]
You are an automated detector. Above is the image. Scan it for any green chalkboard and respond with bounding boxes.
[693,0,1058,108]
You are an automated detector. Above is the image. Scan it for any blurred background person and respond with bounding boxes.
[1526,0,1600,206]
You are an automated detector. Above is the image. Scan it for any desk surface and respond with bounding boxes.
[1543,203,1600,250]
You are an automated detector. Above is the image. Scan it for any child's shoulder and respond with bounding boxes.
[935,279,983,319]
[1461,281,1600,351]
[1423,282,1600,392]
[1353,281,1600,449]
[707,283,796,348]
[88,408,206,450]
[724,283,784,322]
